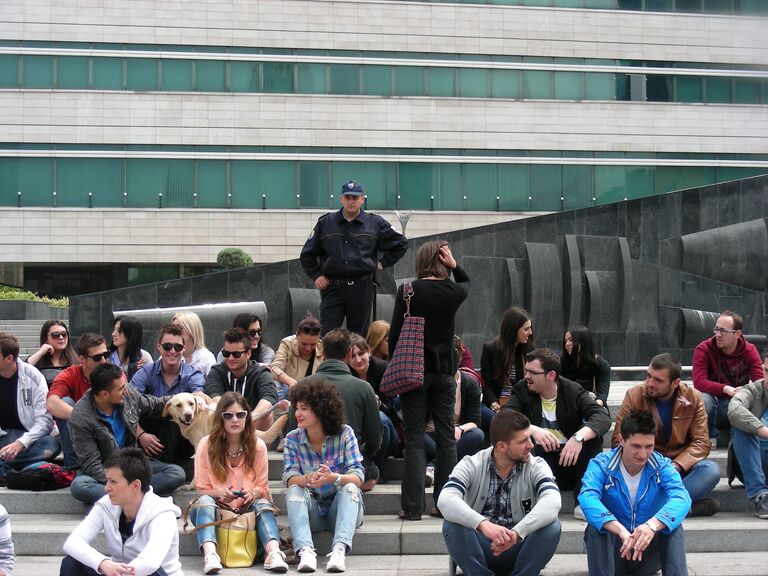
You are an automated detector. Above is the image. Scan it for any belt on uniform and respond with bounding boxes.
[327,275,371,286]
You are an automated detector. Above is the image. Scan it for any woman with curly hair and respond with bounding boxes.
[480,306,534,412]
[109,315,153,381]
[26,319,78,385]
[190,392,288,574]
[561,324,611,407]
[283,379,364,573]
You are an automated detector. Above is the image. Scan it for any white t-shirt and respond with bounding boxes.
[620,461,643,507]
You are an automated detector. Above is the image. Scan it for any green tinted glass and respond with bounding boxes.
[162,59,193,91]
[127,58,158,90]
[734,78,761,104]
[19,158,54,206]
[300,162,329,208]
[297,63,326,94]
[585,72,614,100]
[562,165,594,209]
[93,57,123,89]
[230,61,259,92]
[428,67,456,96]
[676,76,702,102]
[554,71,582,100]
[329,64,359,95]
[530,164,562,210]
[460,68,490,98]
[491,69,521,98]
[196,160,228,207]
[196,60,226,91]
[22,55,53,88]
[362,65,392,95]
[395,67,425,96]
[263,62,293,93]
[0,55,17,87]
[57,56,89,88]
[398,163,432,208]
[465,164,498,210]
[705,76,732,103]
[523,70,553,99]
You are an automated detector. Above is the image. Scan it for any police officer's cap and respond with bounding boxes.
[341,180,364,196]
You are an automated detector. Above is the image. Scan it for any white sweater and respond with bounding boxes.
[63,489,182,576]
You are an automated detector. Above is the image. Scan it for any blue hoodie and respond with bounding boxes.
[578,446,691,534]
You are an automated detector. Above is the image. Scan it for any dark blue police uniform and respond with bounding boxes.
[300,204,407,336]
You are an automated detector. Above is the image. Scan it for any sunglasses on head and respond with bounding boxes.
[221,349,248,359]
[248,329,262,337]
[49,331,68,340]
[87,353,108,362]
[161,342,184,352]
[299,326,321,335]
[222,411,248,421]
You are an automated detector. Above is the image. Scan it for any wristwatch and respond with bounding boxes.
[334,474,343,487]
[572,433,584,443]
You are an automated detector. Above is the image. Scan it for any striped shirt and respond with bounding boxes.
[282,424,364,514]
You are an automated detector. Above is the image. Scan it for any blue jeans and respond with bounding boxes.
[701,393,731,438]
[70,459,186,504]
[731,427,768,499]
[0,428,61,478]
[285,484,364,553]
[425,428,484,467]
[681,459,721,502]
[188,495,281,554]
[584,523,687,576]
[379,411,399,459]
[55,397,78,469]
[442,519,560,576]
[60,555,167,575]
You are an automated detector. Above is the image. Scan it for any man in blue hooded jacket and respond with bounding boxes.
[579,410,691,576]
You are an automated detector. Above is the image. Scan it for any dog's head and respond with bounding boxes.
[163,392,206,426]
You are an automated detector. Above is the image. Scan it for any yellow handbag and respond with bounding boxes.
[183,500,258,568]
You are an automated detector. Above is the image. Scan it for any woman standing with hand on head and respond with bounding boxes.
[390,240,470,521]
[190,391,288,574]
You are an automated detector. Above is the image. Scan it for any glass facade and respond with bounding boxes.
[1,153,765,211]
[1,53,766,104]
[399,0,767,14]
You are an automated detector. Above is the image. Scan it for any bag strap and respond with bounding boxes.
[182,499,242,534]
[403,282,414,318]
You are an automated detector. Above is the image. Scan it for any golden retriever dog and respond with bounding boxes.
[163,392,289,450]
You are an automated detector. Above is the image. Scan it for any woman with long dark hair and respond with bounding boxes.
[109,315,153,381]
[480,306,534,412]
[190,391,287,574]
[561,324,611,407]
[26,320,79,385]
[389,240,470,521]
[231,313,276,366]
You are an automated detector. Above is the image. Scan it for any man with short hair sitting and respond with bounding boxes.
[69,363,186,505]
[61,446,183,576]
[580,410,691,576]
[438,409,561,576]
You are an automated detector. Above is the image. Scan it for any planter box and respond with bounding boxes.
[0,300,68,321]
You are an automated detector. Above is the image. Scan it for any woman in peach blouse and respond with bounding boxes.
[190,391,288,574]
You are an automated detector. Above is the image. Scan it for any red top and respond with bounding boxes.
[48,365,90,402]
[692,336,764,397]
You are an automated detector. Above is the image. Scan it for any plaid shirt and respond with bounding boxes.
[480,459,522,529]
[282,424,365,514]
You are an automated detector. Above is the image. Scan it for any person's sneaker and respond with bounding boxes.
[425,465,435,488]
[203,551,222,574]
[573,505,586,521]
[752,492,768,519]
[688,497,721,517]
[264,549,289,573]
[326,545,346,573]
[297,546,317,572]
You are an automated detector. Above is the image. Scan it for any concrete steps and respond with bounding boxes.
[0,319,45,356]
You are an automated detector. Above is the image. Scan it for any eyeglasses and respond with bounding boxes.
[222,411,248,421]
[248,329,262,337]
[49,331,68,340]
[299,326,321,336]
[161,342,184,352]
[87,353,108,362]
[524,368,546,376]
[713,327,738,335]
[221,349,248,359]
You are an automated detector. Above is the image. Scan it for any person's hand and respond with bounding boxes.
[438,245,457,269]
[40,343,55,357]
[135,357,147,369]
[212,486,238,503]
[491,402,501,412]
[624,523,656,561]
[722,385,736,397]
[454,427,463,441]
[307,463,337,488]
[559,438,583,467]
[98,559,135,576]
[377,261,383,270]
[616,528,634,561]
[314,275,329,290]
[137,432,164,457]
[0,441,25,461]
[239,488,256,507]
[532,429,560,452]
[478,520,518,556]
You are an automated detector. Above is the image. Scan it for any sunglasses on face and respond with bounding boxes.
[248,329,262,337]
[161,342,184,352]
[221,349,248,359]
[299,326,321,336]
[87,353,108,362]
[222,411,248,421]
[49,331,68,340]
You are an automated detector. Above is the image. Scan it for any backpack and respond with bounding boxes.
[5,462,75,491]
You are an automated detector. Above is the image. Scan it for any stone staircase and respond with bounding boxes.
[0,319,46,357]
[0,381,763,575]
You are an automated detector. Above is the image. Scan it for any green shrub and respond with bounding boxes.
[0,286,69,308]
[216,247,254,269]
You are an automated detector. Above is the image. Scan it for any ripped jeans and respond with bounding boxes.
[284,484,364,553]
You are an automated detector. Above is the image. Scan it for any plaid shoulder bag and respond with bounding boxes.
[380,282,425,396]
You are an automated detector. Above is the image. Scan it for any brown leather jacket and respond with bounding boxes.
[611,382,711,472]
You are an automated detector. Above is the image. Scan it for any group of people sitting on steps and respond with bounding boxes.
[0,242,765,575]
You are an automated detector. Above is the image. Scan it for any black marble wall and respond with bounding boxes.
[70,175,768,366]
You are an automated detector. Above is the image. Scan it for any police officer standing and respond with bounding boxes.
[300,180,408,336]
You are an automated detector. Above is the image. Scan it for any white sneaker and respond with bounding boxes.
[203,551,222,574]
[264,549,289,573]
[573,505,585,521]
[326,546,346,573]
[297,546,317,573]
[425,465,435,488]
